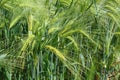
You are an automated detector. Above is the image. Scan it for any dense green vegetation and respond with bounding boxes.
[0,0,120,80]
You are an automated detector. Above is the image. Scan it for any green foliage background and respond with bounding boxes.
[0,0,120,80]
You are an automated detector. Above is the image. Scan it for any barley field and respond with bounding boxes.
[0,0,120,80]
